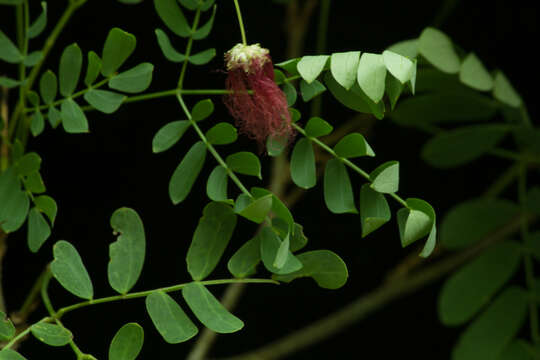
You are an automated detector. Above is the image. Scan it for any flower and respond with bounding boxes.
[223,43,293,149]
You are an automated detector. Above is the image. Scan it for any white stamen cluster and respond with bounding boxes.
[225,43,270,72]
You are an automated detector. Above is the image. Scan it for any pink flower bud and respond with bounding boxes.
[224,43,293,149]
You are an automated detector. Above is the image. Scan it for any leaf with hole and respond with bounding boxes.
[51,240,93,299]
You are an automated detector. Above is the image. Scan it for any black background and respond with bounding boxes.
[2,0,538,359]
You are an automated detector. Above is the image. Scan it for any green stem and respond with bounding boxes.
[483,162,520,198]
[177,9,201,89]
[518,162,539,344]
[232,0,247,45]
[1,317,52,350]
[291,122,408,208]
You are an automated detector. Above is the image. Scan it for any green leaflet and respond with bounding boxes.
[206,166,230,203]
[30,323,72,347]
[108,207,146,294]
[334,133,375,159]
[290,138,316,189]
[330,51,360,90]
[101,28,136,77]
[493,71,522,107]
[34,195,57,225]
[323,159,357,214]
[30,110,44,137]
[459,53,493,91]
[59,43,82,97]
[226,152,261,179]
[228,236,261,278]
[108,323,144,360]
[155,29,186,63]
[297,55,329,83]
[359,184,391,237]
[182,282,244,333]
[259,227,302,275]
[205,122,237,145]
[84,89,125,114]
[39,70,57,105]
[0,168,29,233]
[304,117,333,137]
[61,98,89,133]
[187,202,237,280]
[192,5,216,40]
[51,240,94,300]
[382,50,415,84]
[370,161,399,193]
[191,99,214,121]
[108,63,154,93]
[28,2,47,39]
[152,120,191,153]
[153,0,191,37]
[0,311,15,341]
[418,27,460,74]
[0,29,23,63]
[84,51,102,86]
[169,141,207,204]
[234,193,272,224]
[0,349,27,360]
[299,79,326,102]
[27,207,51,253]
[357,53,386,103]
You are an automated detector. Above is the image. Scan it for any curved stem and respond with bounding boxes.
[232,0,247,45]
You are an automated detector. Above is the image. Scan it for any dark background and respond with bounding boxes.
[2,0,538,359]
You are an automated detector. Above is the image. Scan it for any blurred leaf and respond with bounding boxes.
[34,195,57,225]
[382,50,415,84]
[108,323,144,360]
[0,77,22,88]
[324,72,375,115]
[439,241,521,326]
[266,134,288,157]
[493,71,522,107]
[187,202,237,280]
[418,27,460,74]
[30,323,72,347]
[47,106,61,128]
[206,122,237,145]
[22,171,45,194]
[297,55,329,83]
[101,28,136,77]
[84,51,102,86]
[192,5,216,40]
[152,120,190,153]
[182,282,244,333]
[59,43,82,97]
[275,58,300,75]
[334,133,375,158]
[459,53,493,91]
[206,166,230,203]
[39,70,57,105]
[359,184,390,237]
[15,153,41,175]
[200,0,215,11]
[30,110,44,137]
[251,187,294,228]
[234,193,272,224]
[370,161,399,193]
[191,99,214,121]
[169,141,207,204]
[397,198,435,248]
[440,198,519,249]
[0,349,27,360]
[282,82,297,106]
[109,63,154,93]
[179,0,198,10]
[23,51,43,67]
[0,168,29,233]
[324,159,357,214]
[300,79,326,102]
[153,0,191,37]
[304,117,333,137]
[273,250,348,289]
[226,152,261,179]
[259,227,302,275]
[330,51,360,90]
[27,207,51,253]
[421,125,509,168]
[452,287,528,360]
[0,29,23,63]
[498,340,534,360]
[117,0,143,4]
[386,38,418,59]
[228,236,261,278]
[108,207,146,294]
[526,187,540,216]
[146,291,198,343]
[28,2,47,39]
[84,89,125,114]
[290,138,316,189]
[385,74,404,111]
[51,240,93,299]
[0,311,15,341]
[154,29,185,62]
[357,53,386,103]
[0,0,23,4]
[60,98,89,133]
[189,48,216,65]
[26,91,40,107]
[289,108,301,123]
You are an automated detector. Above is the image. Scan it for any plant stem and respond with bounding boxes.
[232,0,247,45]
[483,162,520,198]
[177,9,201,89]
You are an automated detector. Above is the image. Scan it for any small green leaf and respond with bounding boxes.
[206,122,237,145]
[357,53,386,103]
[289,108,301,123]
[51,240,94,300]
[459,53,493,91]
[334,133,375,158]
[227,236,261,278]
[22,171,45,194]
[61,98,89,133]
[39,70,57,105]
[200,0,215,11]
[182,282,244,333]
[282,82,297,106]
[192,5,216,40]
[206,166,230,203]
[418,27,460,74]
[226,152,261,178]
[273,250,348,289]
[259,227,302,275]
[0,349,27,360]
[101,28,137,77]
[370,161,399,193]
[59,43,82,97]
[385,74,404,111]
[146,291,198,343]
[290,138,316,189]
[48,106,61,128]
[330,51,361,90]
[323,159,357,214]
[382,50,415,84]
[0,169,29,233]
[297,55,329,83]
[30,110,44,137]
[387,38,418,59]
[251,187,294,228]
[153,0,191,37]
[441,198,519,249]
[108,207,146,294]
[359,184,391,237]
[30,323,72,347]
[452,287,528,360]
[34,195,57,225]
[0,77,22,88]
[493,71,522,107]
[109,63,154,93]
[191,99,214,121]
[0,311,15,341]
[304,117,333,137]
[300,79,326,102]
[27,207,51,253]
[439,241,521,326]
[169,141,207,204]
[154,29,186,62]
[26,91,40,107]
[152,120,190,153]
[28,2,47,39]
[187,202,237,280]
[422,125,509,168]
[0,29,23,63]
[189,48,216,65]
[234,193,272,224]
[324,72,373,114]
[397,206,432,247]
[84,51,102,86]
[275,58,300,75]
[108,323,144,360]
[84,89,125,114]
